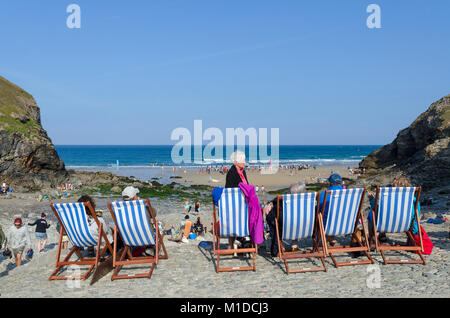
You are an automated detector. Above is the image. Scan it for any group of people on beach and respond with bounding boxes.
[1,213,51,267]
[0,150,423,270]
[220,150,421,258]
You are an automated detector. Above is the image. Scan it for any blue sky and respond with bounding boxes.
[0,0,449,145]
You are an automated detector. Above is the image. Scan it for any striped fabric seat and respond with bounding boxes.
[110,200,156,247]
[376,187,417,233]
[53,203,97,247]
[218,188,249,238]
[282,193,317,240]
[324,188,364,236]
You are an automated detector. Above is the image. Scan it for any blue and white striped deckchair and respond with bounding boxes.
[212,187,257,272]
[53,202,98,247]
[50,202,113,281]
[109,200,156,247]
[375,187,417,234]
[372,186,425,265]
[217,188,249,238]
[323,188,365,237]
[320,188,374,267]
[275,193,327,274]
[281,193,317,241]
[107,199,168,280]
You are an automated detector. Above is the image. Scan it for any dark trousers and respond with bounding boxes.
[268,221,282,257]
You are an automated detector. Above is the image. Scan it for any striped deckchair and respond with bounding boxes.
[275,192,328,274]
[321,188,374,267]
[107,199,167,280]
[371,186,425,265]
[212,187,257,272]
[49,202,113,280]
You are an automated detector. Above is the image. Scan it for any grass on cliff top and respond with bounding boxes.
[0,76,40,137]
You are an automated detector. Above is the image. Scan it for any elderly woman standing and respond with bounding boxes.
[224,151,250,249]
[226,150,249,188]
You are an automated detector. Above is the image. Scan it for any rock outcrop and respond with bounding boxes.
[359,95,450,194]
[0,76,68,190]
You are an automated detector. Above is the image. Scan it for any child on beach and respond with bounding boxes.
[184,200,191,214]
[27,213,52,253]
[194,201,200,215]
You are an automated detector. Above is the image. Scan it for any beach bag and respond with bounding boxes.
[413,226,433,255]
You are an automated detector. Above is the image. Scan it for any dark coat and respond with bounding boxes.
[225,165,249,188]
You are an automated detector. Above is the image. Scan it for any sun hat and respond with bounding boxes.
[122,186,140,200]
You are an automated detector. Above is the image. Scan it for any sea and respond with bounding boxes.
[55,145,379,183]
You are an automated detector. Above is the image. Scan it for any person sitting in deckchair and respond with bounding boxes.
[265,183,307,257]
[78,195,113,257]
[367,177,421,247]
[318,174,344,246]
[122,186,157,256]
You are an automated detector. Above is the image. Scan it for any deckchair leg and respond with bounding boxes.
[377,232,426,265]
[158,235,169,260]
[111,246,128,280]
[49,246,96,281]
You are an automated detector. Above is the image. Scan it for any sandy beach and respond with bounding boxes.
[172,165,357,189]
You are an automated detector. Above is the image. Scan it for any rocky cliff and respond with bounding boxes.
[359,95,450,194]
[0,76,68,190]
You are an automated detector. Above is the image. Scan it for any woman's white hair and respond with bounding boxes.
[230,150,246,164]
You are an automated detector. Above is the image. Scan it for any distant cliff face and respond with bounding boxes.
[360,95,450,191]
[0,76,68,190]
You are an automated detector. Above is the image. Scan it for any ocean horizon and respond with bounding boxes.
[55,145,381,168]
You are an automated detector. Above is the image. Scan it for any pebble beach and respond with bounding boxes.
[0,188,448,298]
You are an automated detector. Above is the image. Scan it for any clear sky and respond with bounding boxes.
[0,0,449,145]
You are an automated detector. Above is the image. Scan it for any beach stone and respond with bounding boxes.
[110,186,122,193]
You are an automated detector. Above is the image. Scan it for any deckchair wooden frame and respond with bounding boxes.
[321,189,374,268]
[49,202,113,281]
[107,199,168,280]
[275,194,328,274]
[371,186,425,265]
[212,198,257,273]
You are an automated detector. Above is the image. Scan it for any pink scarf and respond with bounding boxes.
[236,166,248,184]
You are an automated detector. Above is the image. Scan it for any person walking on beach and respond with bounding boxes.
[194,201,200,215]
[2,218,32,267]
[27,213,52,253]
[184,200,191,214]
